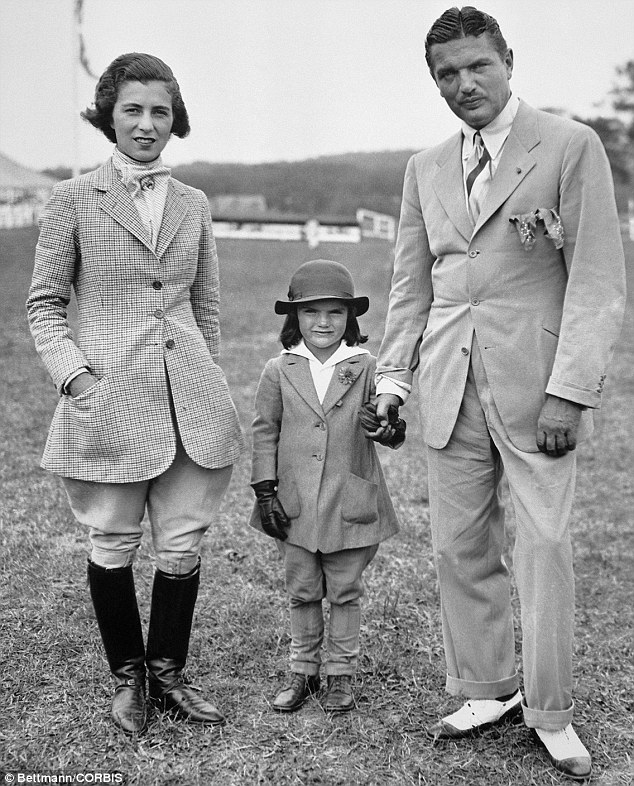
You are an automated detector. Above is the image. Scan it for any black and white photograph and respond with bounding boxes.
[1,1,632,784]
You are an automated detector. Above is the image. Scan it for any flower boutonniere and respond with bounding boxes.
[338,366,358,386]
[509,207,565,251]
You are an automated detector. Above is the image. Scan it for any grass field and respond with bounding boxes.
[1,227,633,785]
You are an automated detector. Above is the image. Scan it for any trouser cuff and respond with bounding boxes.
[522,700,574,730]
[324,665,355,677]
[290,665,320,677]
[446,672,519,700]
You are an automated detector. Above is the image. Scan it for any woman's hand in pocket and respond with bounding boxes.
[69,372,99,397]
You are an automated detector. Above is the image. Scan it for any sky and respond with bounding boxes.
[1,0,633,172]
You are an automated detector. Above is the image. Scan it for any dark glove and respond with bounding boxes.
[251,480,290,540]
[358,401,406,449]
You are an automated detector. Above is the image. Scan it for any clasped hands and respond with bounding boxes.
[359,394,406,449]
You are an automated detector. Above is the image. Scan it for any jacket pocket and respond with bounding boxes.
[65,375,106,405]
[277,475,301,520]
[341,473,378,525]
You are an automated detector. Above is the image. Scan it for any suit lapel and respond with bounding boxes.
[474,101,540,232]
[96,161,188,256]
[432,133,474,242]
[432,102,542,240]
[280,356,324,417]
[156,181,188,258]
[321,357,366,414]
[96,162,154,251]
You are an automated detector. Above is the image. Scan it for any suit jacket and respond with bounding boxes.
[377,100,626,452]
[27,159,244,482]
[249,353,399,553]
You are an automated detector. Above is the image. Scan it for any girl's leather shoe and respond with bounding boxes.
[272,673,320,712]
[323,675,355,713]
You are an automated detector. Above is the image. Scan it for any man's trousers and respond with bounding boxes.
[427,337,577,731]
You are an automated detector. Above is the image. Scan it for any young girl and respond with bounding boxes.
[250,259,401,713]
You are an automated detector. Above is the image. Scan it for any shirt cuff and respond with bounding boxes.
[376,375,411,404]
[63,367,90,394]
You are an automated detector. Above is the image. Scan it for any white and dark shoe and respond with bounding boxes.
[535,724,592,781]
[429,690,523,739]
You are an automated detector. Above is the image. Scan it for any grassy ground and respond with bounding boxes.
[1,228,632,785]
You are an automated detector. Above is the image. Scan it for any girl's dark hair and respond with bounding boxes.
[81,52,190,143]
[279,304,368,350]
[425,6,509,75]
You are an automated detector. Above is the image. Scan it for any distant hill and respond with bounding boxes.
[172,150,416,218]
[42,150,418,218]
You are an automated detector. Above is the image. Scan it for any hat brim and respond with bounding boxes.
[275,295,369,316]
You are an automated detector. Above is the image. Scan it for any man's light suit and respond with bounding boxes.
[377,100,625,728]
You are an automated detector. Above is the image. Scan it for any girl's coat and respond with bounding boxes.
[250,352,399,553]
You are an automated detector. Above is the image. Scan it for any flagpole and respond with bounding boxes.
[72,0,81,177]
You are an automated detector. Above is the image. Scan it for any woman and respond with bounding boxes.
[26,53,243,734]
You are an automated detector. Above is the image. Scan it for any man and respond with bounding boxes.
[372,6,625,781]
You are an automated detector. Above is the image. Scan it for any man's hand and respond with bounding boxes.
[359,400,406,449]
[251,480,290,540]
[370,393,402,442]
[68,372,99,397]
[536,395,584,457]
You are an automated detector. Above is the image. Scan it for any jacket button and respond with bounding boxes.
[152,281,163,290]
[470,297,480,306]
[468,250,479,258]
[461,347,470,356]
[154,309,164,319]
[165,339,175,349]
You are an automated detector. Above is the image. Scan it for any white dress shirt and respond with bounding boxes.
[112,147,170,248]
[461,94,520,218]
[283,340,370,404]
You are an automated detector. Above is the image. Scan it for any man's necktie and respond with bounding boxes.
[466,132,491,220]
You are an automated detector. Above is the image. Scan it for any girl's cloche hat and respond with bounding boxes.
[275,259,369,315]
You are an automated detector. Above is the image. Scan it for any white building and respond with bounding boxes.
[0,153,58,228]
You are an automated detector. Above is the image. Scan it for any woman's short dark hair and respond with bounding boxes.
[279,304,368,350]
[425,6,509,75]
[81,52,190,143]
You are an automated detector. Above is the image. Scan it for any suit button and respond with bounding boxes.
[165,339,175,349]
[461,347,470,356]
[470,298,480,306]
[468,250,479,258]
[154,309,164,319]
[152,281,163,290]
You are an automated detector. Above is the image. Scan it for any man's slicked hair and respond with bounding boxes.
[425,6,509,75]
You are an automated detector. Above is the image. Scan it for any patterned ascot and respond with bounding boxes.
[113,147,171,247]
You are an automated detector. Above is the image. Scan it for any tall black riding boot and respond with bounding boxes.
[146,560,225,725]
[87,560,147,734]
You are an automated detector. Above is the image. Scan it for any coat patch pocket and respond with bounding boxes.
[341,473,378,525]
[277,475,301,520]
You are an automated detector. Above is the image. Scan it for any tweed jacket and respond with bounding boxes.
[249,351,399,554]
[377,101,626,452]
[27,158,244,482]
